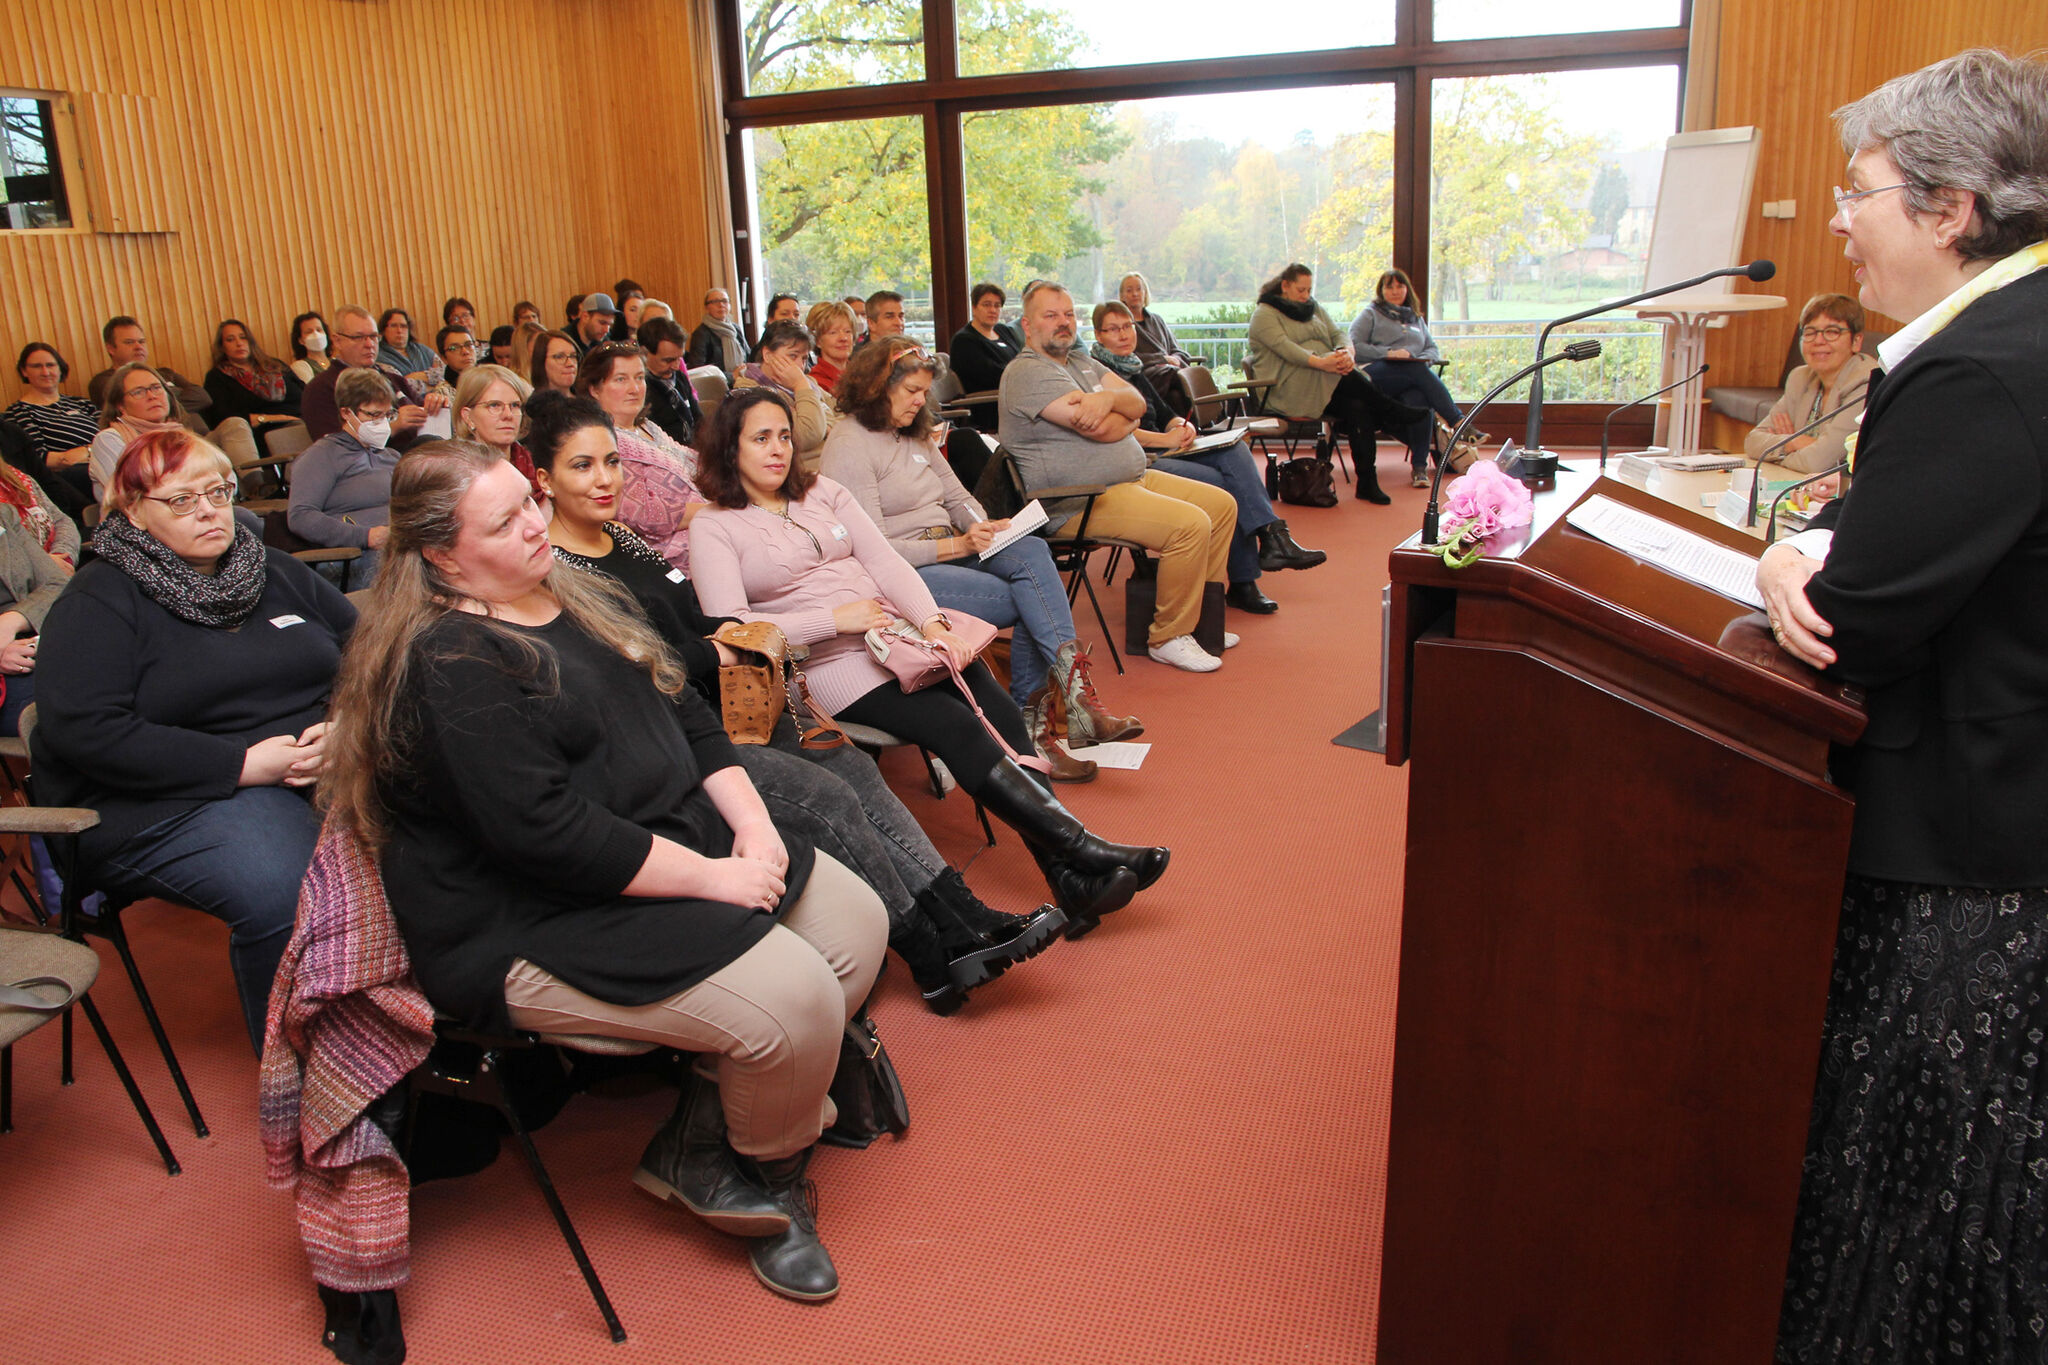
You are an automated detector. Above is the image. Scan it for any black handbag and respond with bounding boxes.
[1276,454,1338,507]
[818,1007,908,1149]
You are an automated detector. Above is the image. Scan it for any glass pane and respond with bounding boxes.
[958,0,1394,78]
[0,97,70,230]
[961,84,1396,380]
[743,118,935,342]
[738,0,924,96]
[1427,67,1680,401]
[1433,0,1683,42]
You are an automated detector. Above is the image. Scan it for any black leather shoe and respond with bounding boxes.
[1224,581,1279,614]
[1256,520,1327,571]
[744,1152,839,1302]
[633,1074,791,1235]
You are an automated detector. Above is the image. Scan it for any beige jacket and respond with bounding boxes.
[1245,301,1345,420]
[1744,352,1879,475]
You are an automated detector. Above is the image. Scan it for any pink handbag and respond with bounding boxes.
[861,611,1049,774]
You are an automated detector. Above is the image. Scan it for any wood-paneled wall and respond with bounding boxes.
[1704,0,2048,388]
[0,0,722,394]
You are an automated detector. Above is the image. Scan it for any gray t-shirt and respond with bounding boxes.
[998,349,1147,525]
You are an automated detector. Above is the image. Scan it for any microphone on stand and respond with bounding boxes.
[1524,259,1777,467]
[1743,370,1879,527]
[1423,339,1602,545]
[1601,363,1708,473]
[1763,460,1849,544]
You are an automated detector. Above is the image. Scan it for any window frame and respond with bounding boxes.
[0,88,81,234]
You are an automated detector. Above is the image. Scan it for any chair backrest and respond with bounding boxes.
[688,365,729,426]
[1176,366,1230,429]
[264,420,314,463]
[19,702,38,765]
[930,365,965,406]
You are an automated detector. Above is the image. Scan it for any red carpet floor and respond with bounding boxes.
[0,447,1436,1364]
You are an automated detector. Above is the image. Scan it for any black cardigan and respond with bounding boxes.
[202,366,304,425]
[379,611,810,1031]
[947,323,1024,433]
[1803,268,2048,887]
[34,549,356,862]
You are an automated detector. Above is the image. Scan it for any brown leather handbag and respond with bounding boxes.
[710,621,847,750]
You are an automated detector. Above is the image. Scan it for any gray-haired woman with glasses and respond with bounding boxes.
[35,426,355,1053]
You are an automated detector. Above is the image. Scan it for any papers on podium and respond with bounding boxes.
[1566,493,1765,608]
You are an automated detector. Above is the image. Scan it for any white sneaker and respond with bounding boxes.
[1148,634,1222,672]
[1221,631,1241,650]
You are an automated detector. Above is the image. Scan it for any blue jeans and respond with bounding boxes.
[1,670,34,736]
[918,537,1077,706]
[93,786,322,1054]
[1365,359,1460,466]
[1153,441,1278,585]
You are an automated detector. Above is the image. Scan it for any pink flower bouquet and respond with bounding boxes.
[1430,460,1534,567]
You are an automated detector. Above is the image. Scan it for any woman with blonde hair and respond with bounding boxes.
[803,300,858,394]
[451,362,541,497]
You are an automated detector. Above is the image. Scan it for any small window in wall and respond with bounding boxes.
[1,95,70,229]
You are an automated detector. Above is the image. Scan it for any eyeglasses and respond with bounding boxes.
[1098,323,1135,336]
[1832,182,1910,213]
[122,382,169,401]
[335,329,376,342]
[142,483,234,516]
[474,400,524,416]
[349,408,395,423]
[444,342,477,355]
[1800,325,1851,342]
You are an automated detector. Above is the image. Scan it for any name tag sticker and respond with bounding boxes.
[270,614,305,629]
[830,524,848,541]
[911,453,928,465]
[666,568,685,583]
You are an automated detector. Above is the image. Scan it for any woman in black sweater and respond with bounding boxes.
[524,390,1065,1014]
[35,428,354,1052]
[945,282,1025,433]
[320,437,885,1302]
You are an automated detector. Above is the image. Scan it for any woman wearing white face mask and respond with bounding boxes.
[287,312,333,385]
[286,367,400,586]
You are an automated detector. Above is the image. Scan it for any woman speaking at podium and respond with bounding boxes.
[1754,49,2048,1364]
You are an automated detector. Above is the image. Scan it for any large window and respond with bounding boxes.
[1431,0,1685,43]
[738,0,926,94]
[956,0,1395,78]
[1,95,69,230]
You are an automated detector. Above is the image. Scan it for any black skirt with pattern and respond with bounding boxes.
[1777,875,2048,1363]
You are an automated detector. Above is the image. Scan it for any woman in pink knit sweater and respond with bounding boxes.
[690,388,1170,940]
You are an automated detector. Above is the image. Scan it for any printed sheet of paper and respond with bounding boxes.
[1061,740,1150,770]
[1565,494,1765,609]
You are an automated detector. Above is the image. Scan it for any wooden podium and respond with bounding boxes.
[1376,468,1865,1363]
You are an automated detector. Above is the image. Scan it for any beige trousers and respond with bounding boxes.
[1060,468,1235,646]
[503,852,887,1159]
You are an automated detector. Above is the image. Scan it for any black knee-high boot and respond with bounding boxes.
[977,760,1171,939]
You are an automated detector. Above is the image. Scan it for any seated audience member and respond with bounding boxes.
[512,300,542,330]
[376,309,442,390]
[688,288,747,375]
[691,388,1169,936]
[509,319,547,376]
[1093,300,1323,613]
[999,281,1237,674]
[1247,262,1426,505]
[286,312,334,385]
[300,305,441,447]
[638,298,674,325]
[575,341,706,571]
[862,291,906,344]
[530,329,582,396]
[452,363,541,497]
[287,367,400,586]
[37,427,354,1052]
[1348,268,1483,486]
[1743,291,1880,477]
[91,363,194,503]
[320,439,882,1301]
[564,295,586,329]
[639,317,705,447]
[572,293,619,358]
[431,324,478,402]
[487,325,515,368]
[946,282,1024,432]
[1118,272,1197,377]
[527,392,1062,1012]
[747,293,804,363]
[819,337,1139,779]
[732,321,833,472]
[0,457,75,733]
[87,315,212,414]
[610,286,647,342]
[805,301,858,394]
[204,319,305,427]
[441,297,478,337]
[7,342,99,510]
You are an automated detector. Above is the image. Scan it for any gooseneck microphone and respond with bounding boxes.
[1743,370,1880,527]
[1600,363,1708,473]
[1422,339,1602,545]
[1525,259,1777,457]
[1763,460,1850,543]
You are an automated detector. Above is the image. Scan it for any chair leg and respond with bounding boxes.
[60,1003,73,1083]
[917,747,948,801]
[1073,570,1123,674]
[2,1042,11,1133]
[77,991,181,1175]
[972,801,997,849]
[479,1050,627,1344]
[100,913,209,1138]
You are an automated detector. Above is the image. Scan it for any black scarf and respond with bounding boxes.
[92,509,269,629]
[1375,299,1420,326]
[1258,290,1318,324]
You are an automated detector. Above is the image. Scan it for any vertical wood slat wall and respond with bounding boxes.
[1704,0,2048,387]
[0,0,721,392]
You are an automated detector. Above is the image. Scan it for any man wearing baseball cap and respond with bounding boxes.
[572,292,618,356]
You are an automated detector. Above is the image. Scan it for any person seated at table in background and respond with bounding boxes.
[487,325,515,368]
[320,438,882,1301]
[1743,291,1881,480]
[86,316,212,414]
[203,319,304,429]
[286,312,333,385]
[288,368,401,587]
[805,301,859,395]
[1001,281,1237,674]
[7,342,100,512]
[819,336,1140,779]
[689,288,747,376]
[575,341,707,572]
[732,321,833,472]
[0,465,76,734]
[1348,268,1483,487]
[692,387,1170,937]
[375,309,442,391]
[1092,300,1323,614]
[37,427,354,1053]
[528,391,1064,1012]
[530,328,581,397]
[1247,263,1427,506]
[946,282,1024,433]
[452,363,541,497]
[300,305,442,448]
[639,317,704,448]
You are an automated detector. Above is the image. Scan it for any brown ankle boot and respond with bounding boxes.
[1024,683,1097,783]
[1051,640,1141,746]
